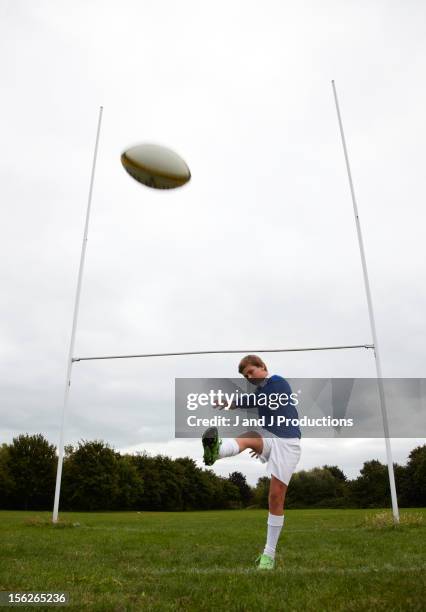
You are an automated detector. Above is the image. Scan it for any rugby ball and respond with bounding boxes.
[121,143,191,190]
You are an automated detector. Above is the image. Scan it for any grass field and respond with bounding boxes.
[1,508,425,611]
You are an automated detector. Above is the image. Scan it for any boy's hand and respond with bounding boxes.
[213,400,236,410]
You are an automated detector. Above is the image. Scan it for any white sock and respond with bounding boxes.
[218,438,240,458]
[263,513,284,559]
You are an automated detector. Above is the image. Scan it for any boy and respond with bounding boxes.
[202,354,301,570]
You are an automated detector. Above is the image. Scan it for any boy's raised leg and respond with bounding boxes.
[202,427,240,466]
[202,428,263,466]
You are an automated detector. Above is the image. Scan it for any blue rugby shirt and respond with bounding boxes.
[238,375,301,439]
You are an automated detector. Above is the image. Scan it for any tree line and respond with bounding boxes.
[0,435,425,511]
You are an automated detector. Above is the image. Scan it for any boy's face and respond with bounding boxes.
[241,363,268,385]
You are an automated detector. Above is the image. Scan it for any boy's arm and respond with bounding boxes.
[214,393,257,410]
[213,400,238,410]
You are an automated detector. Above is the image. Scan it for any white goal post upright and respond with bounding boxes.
[331,80,400,523]
[52,106,104,523]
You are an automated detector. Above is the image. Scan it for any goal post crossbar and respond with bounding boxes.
[72,344,374,362]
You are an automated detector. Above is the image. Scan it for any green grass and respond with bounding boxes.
[1,508,425,611]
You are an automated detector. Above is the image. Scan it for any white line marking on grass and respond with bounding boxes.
[138,566,426,576]
[77,526,363,534]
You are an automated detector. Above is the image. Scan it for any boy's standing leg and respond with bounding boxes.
[202,428,288,570]
[256,476,287,570]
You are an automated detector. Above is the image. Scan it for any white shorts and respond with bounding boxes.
[258,435,301,485]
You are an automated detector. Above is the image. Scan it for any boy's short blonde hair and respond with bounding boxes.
[238,354,267,374]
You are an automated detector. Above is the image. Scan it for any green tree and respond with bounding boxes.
[348,460,390,508]
[132,452,180,510]
[0,443,15,509]
[153,455,184,511]
[286,467,347,508]
[253,476,270,509]
[228,471,253,506]
[115,454,144,510]
[210,475,241,509]
[7,434,57,510]
[174,457,216,510]
[394,463,410,507]
[403,445,426,506]
[62,440,122,511]
[132,453,242,510]
[323,465,347,482]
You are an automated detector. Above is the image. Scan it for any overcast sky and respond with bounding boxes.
[1,0,425,486]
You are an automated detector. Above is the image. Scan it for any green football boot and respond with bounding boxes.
[255,553,275,570]
[202,426,221,466]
